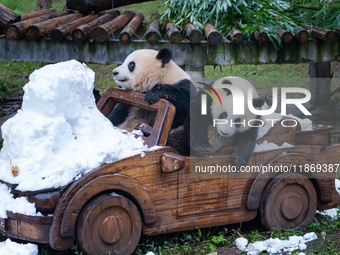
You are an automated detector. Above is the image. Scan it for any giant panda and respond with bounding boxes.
[191,77,265,168]
[108,48,192,154]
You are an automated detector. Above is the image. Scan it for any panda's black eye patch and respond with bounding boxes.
[223,88,232,96]
[222,79,232,85]
[128,61,135,72]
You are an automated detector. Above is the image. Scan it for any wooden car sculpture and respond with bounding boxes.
[0,87,339,255]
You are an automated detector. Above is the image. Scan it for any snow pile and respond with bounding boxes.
[0,183,41,218]
[235,232,317,255]
[254,141,294,152]
[0,60,147,191]
[0,239,38,255]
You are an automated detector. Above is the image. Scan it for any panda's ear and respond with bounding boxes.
[156,48,173,67]
[252,97,265,107]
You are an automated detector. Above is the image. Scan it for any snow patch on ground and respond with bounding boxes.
[0,239,38,255]
[235,232,317,255]
[0,60,148,192]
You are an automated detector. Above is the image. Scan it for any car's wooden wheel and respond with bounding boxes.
[76,193,142,255]
[260,173,317,230]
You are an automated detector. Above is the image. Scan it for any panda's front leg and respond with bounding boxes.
[232,127,259,168]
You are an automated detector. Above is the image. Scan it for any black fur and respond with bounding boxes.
[156,48,173,67]
[232,117,261,168]
[189,89,214,152]
[107,103,131,126]
[144,79,191,128]
[93,88,101,104]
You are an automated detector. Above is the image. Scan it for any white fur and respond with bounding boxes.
[113,49,190,92]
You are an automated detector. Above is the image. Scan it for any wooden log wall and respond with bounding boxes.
[145,14,161,44]
[119,13,144,44]
[50,13,101,42]
[0,4,339,47]
[25,13,84,40]
[5,11,72,40]
[91,9,135,43]
[0,4,20,27]
[72,11,120,42]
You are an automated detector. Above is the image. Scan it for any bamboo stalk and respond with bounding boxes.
[277,28,293,43]
[294,28,309,42]
[25,12,84,40]
[229,29,244,44]
[5,11,72,40]
[51,13,101,42]
[0,4,20,27]
[303,25,336,42]
[166,22,183,43]
[253,31,269,45]
[119,13,144,44]
[20,8,56,21]
[204,23,222,45]
[91,9,135,43]
[145,13,161,45]
[66,0,155,12]
[184,23,202,44]
[72,10,119,42]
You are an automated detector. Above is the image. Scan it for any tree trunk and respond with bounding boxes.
[36,0,52,11]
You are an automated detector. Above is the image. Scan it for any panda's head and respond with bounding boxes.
[112,48,190,92]
[210,77,265,137]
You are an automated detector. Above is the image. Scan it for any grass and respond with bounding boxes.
[0,0,65,14]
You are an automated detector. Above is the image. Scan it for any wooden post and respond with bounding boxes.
[145,14,161,44]
[309,62,332,105]
[303,25,337,42]
[294,28,309,42]
[119,13,144,44]
[21,8,56,21]
[277,28,293,43]
[51,13,101,42]
[203,24,222,45]
[229,29,244,44]
[5,11,72,40]
[165,22,183,43]
[253,31,269,44]
[25,12,84,40]
[66,0,155,12]
[91,10,135,43]
[0,4,20,27]
[72,11,119,42]
[183,23,202,44]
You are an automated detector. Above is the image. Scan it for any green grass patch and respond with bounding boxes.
[0,61,41,98]
[0,0,65,13]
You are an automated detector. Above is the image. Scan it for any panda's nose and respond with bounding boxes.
[219,112,228,119]
[113,70,119,76]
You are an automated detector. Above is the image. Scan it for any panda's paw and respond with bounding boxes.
[233,156,248,169]
[144,90,163,104]
[144,89,169,104]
